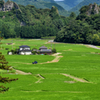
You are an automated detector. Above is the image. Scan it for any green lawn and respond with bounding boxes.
[0,39,100,100]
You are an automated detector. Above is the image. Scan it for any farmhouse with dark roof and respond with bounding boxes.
[18,45,32,55]
[39,46,52,55]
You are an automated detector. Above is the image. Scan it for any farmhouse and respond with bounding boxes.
[39,46,52,55]
[18,45,32,55]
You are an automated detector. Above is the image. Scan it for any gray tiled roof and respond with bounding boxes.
[39,46,47,49]
[40,49,52,53]
[19,50,32,52]
[19,45,30,48]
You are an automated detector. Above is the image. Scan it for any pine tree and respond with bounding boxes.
[0,31,18,93]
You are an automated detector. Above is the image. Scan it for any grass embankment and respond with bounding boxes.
[0,39,100,100]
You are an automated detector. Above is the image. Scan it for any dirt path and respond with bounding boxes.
[40,53,63,64]
[86,45,100,49]
[61,73,91,83]
[35,74,45,83]
[15,69,31,75]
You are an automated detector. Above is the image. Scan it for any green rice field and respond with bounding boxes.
[0,39,100,100]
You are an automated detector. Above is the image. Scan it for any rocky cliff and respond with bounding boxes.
[80,3,100,16]
[86,3,100,16]
[0,0,19,11]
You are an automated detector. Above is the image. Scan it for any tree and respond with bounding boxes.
[1,24,10,38]
[69,12,76,18]
[0,32,18,93]
[52,48,57,53]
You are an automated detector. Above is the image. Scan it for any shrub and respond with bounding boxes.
[44,53,47,55]
[52,48,57,53]
[32,51,36,55]
[5,48,9,50]
[37,52,40,55]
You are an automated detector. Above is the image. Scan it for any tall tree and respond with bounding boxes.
[0,32,18,93]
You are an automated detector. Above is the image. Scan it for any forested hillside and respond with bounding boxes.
[55,3,100,45]
[0,1,65,38]
[70,0,100,15]
[4,0,67,16]
[1,1,100,45]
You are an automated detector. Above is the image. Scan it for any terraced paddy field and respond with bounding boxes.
[0,39,100,100]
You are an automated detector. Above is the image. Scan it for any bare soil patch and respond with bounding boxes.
[40,53,63,64]
[6,43,15,45]
[15,69,31,75]
[86,45,100,49]
[35,74,45,83]
[64,81,75,83]
[61,73,91,83]
[12,62,32,65]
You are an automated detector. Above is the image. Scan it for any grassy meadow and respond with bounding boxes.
[0,39,100,100]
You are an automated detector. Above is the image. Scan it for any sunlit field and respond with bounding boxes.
[0,39,100,100]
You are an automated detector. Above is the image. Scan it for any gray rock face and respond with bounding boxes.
[86,3,100,16]
[0,1,19,11]
[94,4,100,14]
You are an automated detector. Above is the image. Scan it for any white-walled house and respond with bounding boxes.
[18,45,32,55]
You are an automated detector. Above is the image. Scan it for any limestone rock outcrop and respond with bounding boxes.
[86,3,100,16]
[0,0,19,11]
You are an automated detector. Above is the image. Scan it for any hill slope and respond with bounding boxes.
[70,0,100,15]
[4,0,68,16]
[55,0,83,11]
[0,1,65,38]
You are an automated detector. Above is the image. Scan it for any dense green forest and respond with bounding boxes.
[55,3,100,45]
[0,1,65,38]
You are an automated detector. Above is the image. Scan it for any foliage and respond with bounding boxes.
[32,51,36,55]
[37,51,40,54]
[52,48,57,53]
[69,12,76,18]
[4,0,67,16]
[0,3,65,39]
[44,53,47,55]
[0,76,18,83]
[0,52,11,70]
[69,0,100,15]
[55,4,100,45]
[7,49,19,55]
[0,76,18,92]
[0,0,4,8]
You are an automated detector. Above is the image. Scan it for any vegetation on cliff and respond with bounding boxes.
[0,2,64,38]
[55,3,100,45]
